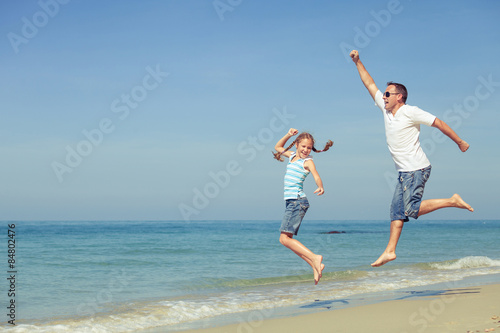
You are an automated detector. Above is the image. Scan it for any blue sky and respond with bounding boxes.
[1,0,499,221]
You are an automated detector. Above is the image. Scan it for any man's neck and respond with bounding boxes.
[390,103,404,116]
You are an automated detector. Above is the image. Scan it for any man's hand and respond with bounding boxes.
[350,50,359,63]
[458,140,470,152]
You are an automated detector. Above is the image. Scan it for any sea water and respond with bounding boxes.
[1,220,499,332]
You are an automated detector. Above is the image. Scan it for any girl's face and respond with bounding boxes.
[296,138,313,159]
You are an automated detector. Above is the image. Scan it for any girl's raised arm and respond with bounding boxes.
[274,128,298,159]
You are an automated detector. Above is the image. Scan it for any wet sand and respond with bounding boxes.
[179,283,500,333]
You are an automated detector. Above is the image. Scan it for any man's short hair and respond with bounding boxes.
[387,81,408,103]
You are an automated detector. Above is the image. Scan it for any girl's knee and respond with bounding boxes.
[279,232,292,246]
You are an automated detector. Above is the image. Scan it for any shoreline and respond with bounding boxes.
[164,274,500,333]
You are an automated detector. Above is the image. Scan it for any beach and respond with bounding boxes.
[179,282,500,333]
[6,220,500,332]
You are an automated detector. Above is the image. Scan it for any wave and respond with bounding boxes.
[4,299,274,333]
[172,256,500,293]
[3,270,371,332]
[420,256,500,270]
[197,269,369,289]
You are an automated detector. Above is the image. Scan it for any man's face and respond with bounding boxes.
[383,85,402,112]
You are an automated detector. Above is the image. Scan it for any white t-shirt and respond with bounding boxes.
[374,90,436,172]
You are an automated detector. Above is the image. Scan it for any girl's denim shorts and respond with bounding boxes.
[280,197,309,235]
[390,165,431,222]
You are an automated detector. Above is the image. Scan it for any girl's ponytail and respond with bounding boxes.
[313,140,334,153]
[273,139,297,162]
[273,132,333,162]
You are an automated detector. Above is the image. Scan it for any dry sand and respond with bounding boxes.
[179,283,500,333]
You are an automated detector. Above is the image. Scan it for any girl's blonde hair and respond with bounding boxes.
[273,132,333,162]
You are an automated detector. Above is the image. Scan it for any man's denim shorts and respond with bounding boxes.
[390,166,431,222]
[280,197,309,235]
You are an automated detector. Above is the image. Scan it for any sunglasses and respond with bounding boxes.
[384,92,400,98]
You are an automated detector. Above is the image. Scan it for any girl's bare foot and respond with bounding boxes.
[312,255,324,285]
[313,263,325,285]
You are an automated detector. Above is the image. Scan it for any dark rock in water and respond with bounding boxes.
[324,231,346,234]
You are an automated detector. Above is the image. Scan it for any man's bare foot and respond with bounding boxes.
[451,194,474,212]
[371,251,396,267]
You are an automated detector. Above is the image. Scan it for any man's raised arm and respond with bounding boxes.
[350,50,379,100]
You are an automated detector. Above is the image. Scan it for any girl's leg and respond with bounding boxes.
[280,232,324,284]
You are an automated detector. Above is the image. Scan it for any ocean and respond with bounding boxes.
[2,220,500,332]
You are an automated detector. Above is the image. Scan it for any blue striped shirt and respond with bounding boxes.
[284,152,311,200]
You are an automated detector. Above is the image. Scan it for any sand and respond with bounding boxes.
[179,283,500,333]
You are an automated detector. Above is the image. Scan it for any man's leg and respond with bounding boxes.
[371,219,404,267]
[374,171,407,268]
[418,193,474,216]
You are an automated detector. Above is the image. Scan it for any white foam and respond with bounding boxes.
[430,256,500,270]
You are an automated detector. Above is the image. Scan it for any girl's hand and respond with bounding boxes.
[313,187,324,196]
[288,128,298,136]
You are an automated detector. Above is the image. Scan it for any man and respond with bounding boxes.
[349,50,474,267]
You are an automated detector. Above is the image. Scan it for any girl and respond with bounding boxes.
[273,128,333,285]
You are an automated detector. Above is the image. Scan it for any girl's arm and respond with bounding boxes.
[304,160,324,196]
[275,128,298,158]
